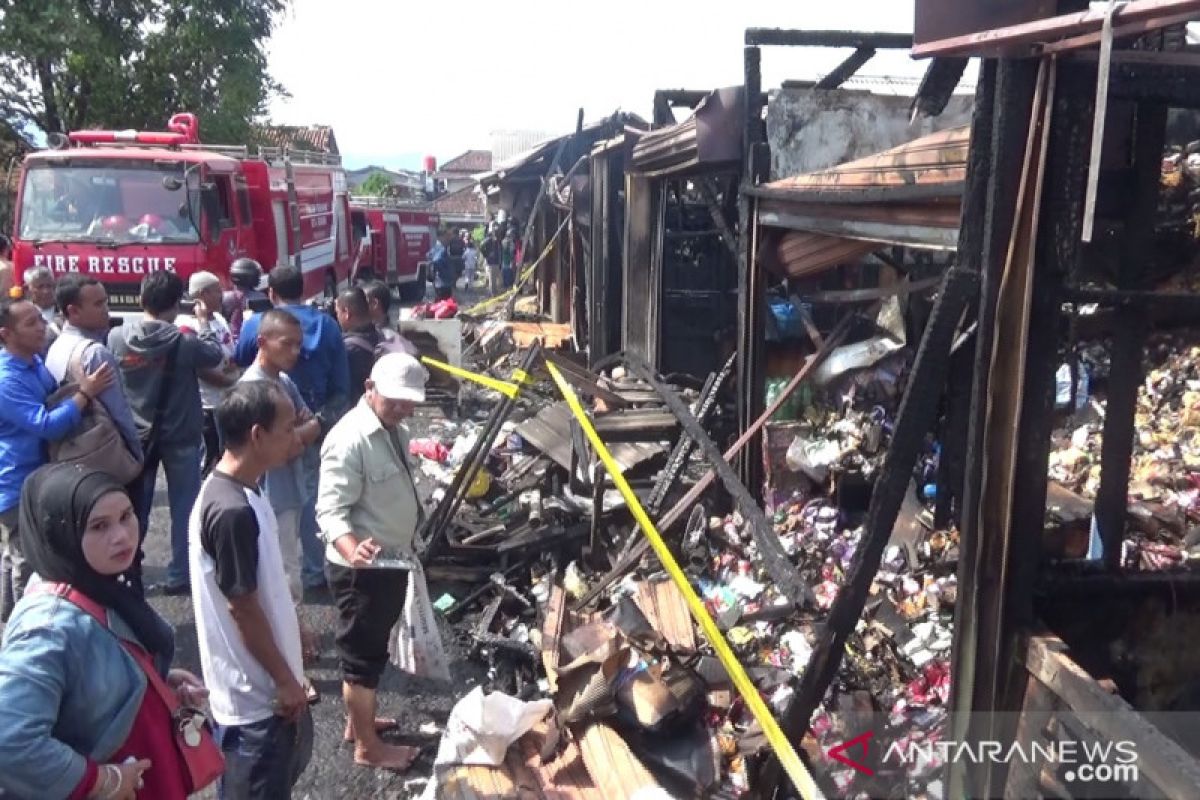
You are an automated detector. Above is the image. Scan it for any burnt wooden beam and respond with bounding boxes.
[622,352,812,605]
[913,57,971,118]
[572,312,860,612]
[737,44,768,493]
[1063,287,1200,312]
[698,177,739,261]
[949,62,1037,788]
[933,59,991,531]
[745,28,913,49]
[1095,102,1167,570]
[1106,60,1200,108]
[814,46,876,90]
[763,266,979,796]
[961,56,1054,800]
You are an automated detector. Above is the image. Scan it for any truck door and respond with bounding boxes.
[233,174,256,259]
[203,173,239,273]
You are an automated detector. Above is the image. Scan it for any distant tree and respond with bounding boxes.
[0,0,288,143]
[356,173,394,197]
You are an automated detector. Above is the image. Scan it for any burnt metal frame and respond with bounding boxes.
[621,352,812,605]
[419,344,543,556]
[948,50,1197,797]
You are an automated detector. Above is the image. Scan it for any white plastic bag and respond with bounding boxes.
[389,560,452,681]
[421,687,553,800]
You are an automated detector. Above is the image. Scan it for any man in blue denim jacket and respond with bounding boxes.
[0,298,114,620]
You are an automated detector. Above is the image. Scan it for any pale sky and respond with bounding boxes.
[266,0,935,170]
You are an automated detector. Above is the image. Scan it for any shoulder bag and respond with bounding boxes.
[47,340,143,484]
[34,582,224,793]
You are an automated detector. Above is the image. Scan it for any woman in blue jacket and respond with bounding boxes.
[0,464,207,799]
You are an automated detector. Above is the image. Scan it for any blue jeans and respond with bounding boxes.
[298,475,325,589]
[216,709,313,800]
[136,441,202,588]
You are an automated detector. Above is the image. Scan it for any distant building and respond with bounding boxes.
[346,165,424,198]
[490,130,554,164]
[431,184,486,227]
[433,149,492,194]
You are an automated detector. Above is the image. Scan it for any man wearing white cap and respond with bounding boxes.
[316,352,427,772]
[177,270,239,474]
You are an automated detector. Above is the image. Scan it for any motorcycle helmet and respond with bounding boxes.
[230,257,263,290]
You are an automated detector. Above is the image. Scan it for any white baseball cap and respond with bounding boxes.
[188,270,220,296]
[370,352,427,402]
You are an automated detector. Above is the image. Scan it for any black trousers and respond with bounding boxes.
[325,562,408,689]
[201,407,222,477]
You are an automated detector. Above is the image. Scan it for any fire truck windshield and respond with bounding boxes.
[18,161,201,245]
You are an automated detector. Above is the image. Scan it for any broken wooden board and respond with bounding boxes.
[438,763,538,800]
[541,585,568,694]
[634,578,698,653]
[576,723,662,799]
[518,723,604,800]
[516,403,667,473]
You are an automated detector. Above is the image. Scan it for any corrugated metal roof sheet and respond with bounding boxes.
[629,87,743,178]
[254,123,338,154]
[764,125,969,196]
[755,126,969,261]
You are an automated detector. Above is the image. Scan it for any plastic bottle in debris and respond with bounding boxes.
[1055,363,1089,411]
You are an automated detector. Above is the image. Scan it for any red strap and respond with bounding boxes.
[34,583,182,712]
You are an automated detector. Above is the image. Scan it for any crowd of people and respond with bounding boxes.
[423,218,521,303]
[0,258,432,798]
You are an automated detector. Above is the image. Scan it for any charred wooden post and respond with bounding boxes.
[744,29,914,49]
[1093,102,1167,570]
[736,45,767,493]
[814,46,877,90]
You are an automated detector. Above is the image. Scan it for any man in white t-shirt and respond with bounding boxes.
[177,270,239,474]
[190,380,312,798]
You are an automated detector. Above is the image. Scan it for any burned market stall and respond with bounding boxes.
[474,113,644,327]
[619,86,744,378]
[912,2,1200,798]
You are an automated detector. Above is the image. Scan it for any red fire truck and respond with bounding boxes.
[9,113,355,309]
[349,197,437,303]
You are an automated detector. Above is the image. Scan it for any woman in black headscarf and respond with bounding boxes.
[0,463,207,800]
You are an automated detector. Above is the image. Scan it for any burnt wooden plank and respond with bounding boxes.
[504,745,546,800]
[576,723,661,799]
[635,578,698,653]
[1026,634,1200,799]
[947,55,1041,799]
[542,585,568,694]
[519,724,601,800]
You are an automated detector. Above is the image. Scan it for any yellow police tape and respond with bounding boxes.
[420,356,521,399]
[545,361,824,800]
[463,218,570,316]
